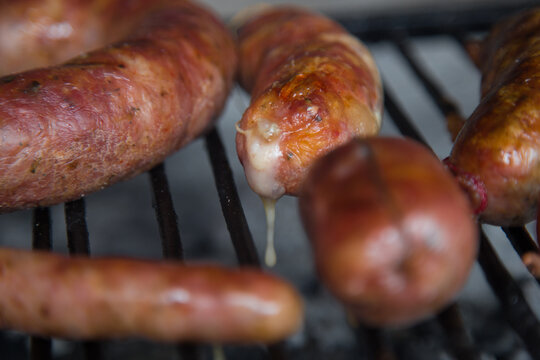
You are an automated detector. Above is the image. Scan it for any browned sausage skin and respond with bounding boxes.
[0,248,303,343]
[0,0,237,212]
[235,6,382,200]
[300,137,478,326]
[0,0,148,76]
[447,8,540,226]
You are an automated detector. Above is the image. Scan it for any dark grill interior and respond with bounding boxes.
[1,2,540,359]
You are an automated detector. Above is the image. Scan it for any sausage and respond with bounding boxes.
[235,6,382,200]
[0,0,237,212]
[0,0,136,76]
[299,137,478,326]
[446,8,540,226]
[523,251,540,279]
[0,247,303,343]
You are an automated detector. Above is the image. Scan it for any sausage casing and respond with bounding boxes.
[447,8,540,225]
[300,137,478,326]
[0,0,144,76]
[0,248,303,343]
[235,6,382,200]
[0,0,237,212]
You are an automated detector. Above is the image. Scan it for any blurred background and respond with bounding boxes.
[200,0,528,17]
[0,0,539,359]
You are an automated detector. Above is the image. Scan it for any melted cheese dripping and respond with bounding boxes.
[213,345,226,360]
[240,117,285,199]
[262,196,277,267]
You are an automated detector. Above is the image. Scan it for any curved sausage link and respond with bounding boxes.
[300,137,478,327]
[447,8,540,226]
[235,6,382,200]
[0,248,303,343]
[0,0,237,212]
[0,0,142,76]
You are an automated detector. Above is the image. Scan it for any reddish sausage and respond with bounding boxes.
[446,8,540,226]
[0,0,237,212]
[300,137,478,326]
[235,6,382,200]
[0,0,141,76]
[0,248,303,343]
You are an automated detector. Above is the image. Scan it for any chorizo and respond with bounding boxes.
[446,8,540,225]
[0,0,237,212]
[300,137,478,326]
[0,248,303,343]
[235,5,382,200]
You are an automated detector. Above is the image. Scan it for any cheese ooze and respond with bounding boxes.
[243,118,285,200]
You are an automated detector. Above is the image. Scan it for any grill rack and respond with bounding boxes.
[1,2,540,359]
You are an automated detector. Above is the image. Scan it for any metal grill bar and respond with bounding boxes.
[393,36,464,118]
[204,128,260,267]
[32,207,51,251]
[355,326,395,360]
[393,36,466,138]
[340,1,537,42]
[501,226,540,286]
[176,344,202,360]
[30,337,52,360]
[436,304,481,360]
[502,227,538,256]
[383,88,427,146]
[148,164,203,360]
[477,230,540,359]
[64,199,103,360]
[31,207,52,360]
[65,199,90,256]
[149,163,184,260]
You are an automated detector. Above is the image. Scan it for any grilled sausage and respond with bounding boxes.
[446,8,540,226]
[0,0,237,212]
[300,137,478,326]
[235,6,382,200]
[0,0,132,76]
[0,247,303,343]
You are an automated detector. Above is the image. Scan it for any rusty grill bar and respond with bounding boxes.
[1,2,539,359]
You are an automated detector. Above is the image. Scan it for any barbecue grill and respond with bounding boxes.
[1,1,540,359]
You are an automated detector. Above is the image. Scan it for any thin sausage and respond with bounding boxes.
[0,248,303,343]
[300,137,478,326]
[446,8,540,226]
[0,0,237,212]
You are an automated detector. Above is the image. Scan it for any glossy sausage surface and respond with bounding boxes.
[0,0,237,212]
[0,248,303,343]
[300,137,478,327]
[0,0,142,76]
[447,8,540,225]
[235,6,382,200]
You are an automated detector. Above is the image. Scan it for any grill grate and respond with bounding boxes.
[1,2,540,359]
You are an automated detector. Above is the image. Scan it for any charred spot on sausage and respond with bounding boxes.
[30,158,41,174]
[0,75,15,84]
[22,80,41,94]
